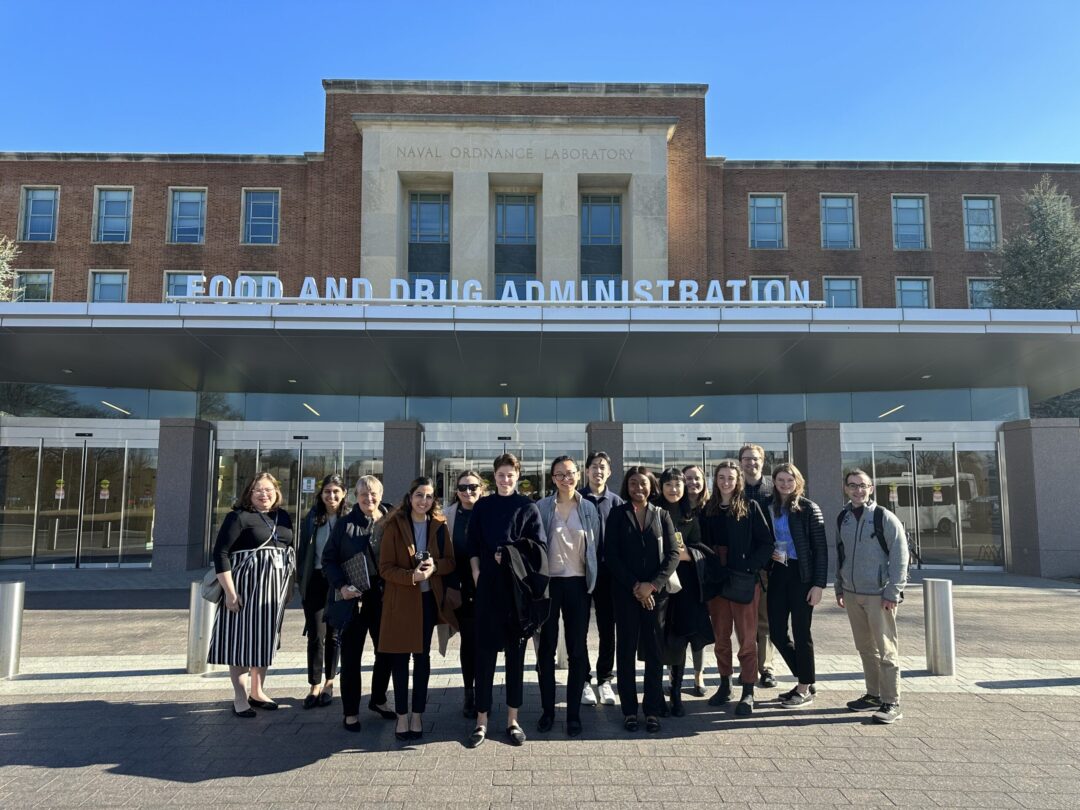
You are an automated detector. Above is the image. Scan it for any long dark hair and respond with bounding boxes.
[619,466,658,502]
[705,460,748,520]
[312,473,348,526]
[396,476,442,519]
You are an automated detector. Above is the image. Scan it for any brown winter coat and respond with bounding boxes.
[377,510,459,654]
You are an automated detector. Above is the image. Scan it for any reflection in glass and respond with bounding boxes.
[36,445,84,566]
[869,448,916,558]
[958,449,1004,567]
[913,448,961,567]
[80,447,126,566]
[258,448,301,519]
[121,449,157,565]
[0,446,39,566]
[213,449,257,536]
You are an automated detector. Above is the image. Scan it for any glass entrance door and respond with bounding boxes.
[35,444,85,567]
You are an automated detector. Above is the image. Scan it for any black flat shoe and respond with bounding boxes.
[342,718,362,732]
[466,725,487,748]
[408,729,423,740]
[691,684,707,698]
[623,715,639,732]
[248,698,279,710]
[566,718,582,737]
[368,701,397,720]
[395,730,411,741]
[318,690,333,707]
[506,724,526,746]
[536,713,554,733]
[303,694,318,710]
[645,715,661,733]
[670,702,686,718]
[232,706,256,718]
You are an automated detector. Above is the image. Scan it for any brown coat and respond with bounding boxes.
[377,510,459,654]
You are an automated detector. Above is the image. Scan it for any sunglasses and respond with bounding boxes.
[457,484,480,493]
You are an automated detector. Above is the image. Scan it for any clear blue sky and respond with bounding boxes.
[3,0,1079,162]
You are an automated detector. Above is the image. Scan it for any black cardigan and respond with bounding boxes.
[769,495,829,588]
[604,502,680,594]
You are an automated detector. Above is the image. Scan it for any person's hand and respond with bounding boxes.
[836,592,845,609]
[642,594,656,611]
[225,592,241,613]
[494,549,503,564]
[411,564,433,583]
[771,550,785,562]
[882,598,897,611]
[807,586,823,607]
[419,559,435,579]
[340,585,361,600]
[633,582,655,601]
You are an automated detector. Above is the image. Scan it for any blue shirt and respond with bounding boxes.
[774,510,798,561]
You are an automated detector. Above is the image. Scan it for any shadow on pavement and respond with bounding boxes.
[975,677,1080,689]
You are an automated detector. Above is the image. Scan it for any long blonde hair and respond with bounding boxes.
[770,462,805,517]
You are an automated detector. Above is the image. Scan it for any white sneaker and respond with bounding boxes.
[580,683,598,706]
[598,681,617,706]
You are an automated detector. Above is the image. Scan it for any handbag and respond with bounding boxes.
[653,508,683,595]
[719,569,757,604]
[200,515,279,603]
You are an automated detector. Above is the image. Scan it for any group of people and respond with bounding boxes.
[208,444,910,746]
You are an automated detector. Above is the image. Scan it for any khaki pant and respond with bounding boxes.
[844,593,901,704]
[757,571,773,675]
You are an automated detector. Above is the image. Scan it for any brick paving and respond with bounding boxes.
[0,572,1078,808]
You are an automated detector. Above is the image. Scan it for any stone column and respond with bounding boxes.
[154,419,214,571]
[540,172,578,285]
[383,421,425,505]
[451,171,490,284]
[586,421,624,495]
[1001,418,1080,577]
[789,421,844,567]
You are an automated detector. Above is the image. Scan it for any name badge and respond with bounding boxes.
[271,552,284,570]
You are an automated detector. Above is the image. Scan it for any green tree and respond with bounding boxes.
[991,176,1080,309]
[0,235,18,301]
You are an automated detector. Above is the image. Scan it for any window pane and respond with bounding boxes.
[968,279,994,308]
[97,189,131,242]
[581,195,621,246]
[821,196,854,248]
[892,197,926,249]
[23,189,58,241]
[15,272,52,302]
[92,273,128,303]
[824,278,858,307]
[750,196,784,248]
[171,190,205,243]
[964,198,997,250]
[243,190,279,244]
[896,279,930,308]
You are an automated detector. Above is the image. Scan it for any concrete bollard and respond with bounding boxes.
[0,581,26,679]
[923,578,956,676]
[186,582,221,675]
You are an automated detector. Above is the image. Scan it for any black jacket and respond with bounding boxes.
[321,503,389,630]
[296,506,344,598]
[768,496,829,588]
[699,498,773,575]
[503,537,551,641]
[604,502,680,595]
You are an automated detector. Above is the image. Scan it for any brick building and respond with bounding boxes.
[0,79,1078,578]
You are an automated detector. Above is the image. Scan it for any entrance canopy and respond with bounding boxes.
[3,303,1080,401]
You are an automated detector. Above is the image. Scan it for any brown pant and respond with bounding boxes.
[707,586,761,685]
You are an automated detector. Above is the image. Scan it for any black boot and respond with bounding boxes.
[462,687,477,719]
[735,682,755,716]
[708,675,732,707]
[669,664,685,717]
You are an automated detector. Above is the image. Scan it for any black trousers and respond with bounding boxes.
[302,569,340,686]
[339,597,392,717]
[475,631,527,715]
[538,576,590,721]
[390,591,437,714]
[455,606,476,691]
[766,562,817,685]
[587,566,616,684]
[613,592,665,717]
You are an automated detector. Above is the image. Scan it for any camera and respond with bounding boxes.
[415,550,431,563]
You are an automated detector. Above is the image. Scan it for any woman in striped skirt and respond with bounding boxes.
[209,472,296,718]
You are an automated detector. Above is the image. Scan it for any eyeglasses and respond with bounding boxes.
[552,471,578,480]
[456,484,480,493]
[846,483,872,490]
[252,488,276,495]
[740,456,762,463]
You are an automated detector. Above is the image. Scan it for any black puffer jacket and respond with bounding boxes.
[769,495,829,588]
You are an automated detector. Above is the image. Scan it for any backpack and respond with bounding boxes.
[836,505,909,601]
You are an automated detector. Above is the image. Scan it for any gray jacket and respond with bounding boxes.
[536,492,601,593]
[835,500,909,604]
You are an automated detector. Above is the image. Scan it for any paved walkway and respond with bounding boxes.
[0,572,1078,808]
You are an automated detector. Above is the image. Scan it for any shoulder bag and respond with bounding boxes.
[200,515,279,603]
[652,507,682,595]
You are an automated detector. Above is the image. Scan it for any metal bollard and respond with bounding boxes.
[0,581,26,679]
[923,578,956,676]
[186,582,221,675]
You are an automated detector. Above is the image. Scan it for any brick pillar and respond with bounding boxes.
[383,421,425,505]
[586,421,624,495]
[154,418,214,571]
[789,421,844,567]
[1001,418,1080,577]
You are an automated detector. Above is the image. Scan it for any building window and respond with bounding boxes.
[896,277,932,308]
[963,196,998,251]
[824,277,860,307]
[90,271,128,303]
[242,189,280,244]
[169,189,206,244]
[968,278,995,309]
[750,277,788,301]
[820,195,856,249]
[495,193,537,295]
[14,271,53,302]
[164,272,204,299]
[581,194,623,285]
[407,192,451,283]
[20,187,59,242]
[892,195,927,250]
[749,195,784,248]
[95,188,133,243]
[236,273,279,297]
